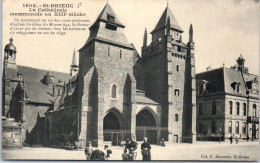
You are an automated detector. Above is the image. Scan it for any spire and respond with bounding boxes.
[189,24,193,42]
[151,5,183,34]
[143,28,147,47]
[71,49,78,67]
[70,49,79,76]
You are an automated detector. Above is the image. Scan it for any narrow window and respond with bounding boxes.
[237,85,240,93]
[174,89,180,96]
[236,102,240,115]
[212,101,216,115]
[120,49,122,59]
[175,114,178,122]
[243,103,247,116]
[108,46,110,56]
[236,122,239,134]
[111,84,117,99]
[199,103,202,115]
[229,101,233,115]
[177,46,182,52]
[253,104,257,117]
[242,122,246,134]
[176,65,179,72]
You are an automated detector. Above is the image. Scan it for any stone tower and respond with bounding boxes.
[2,38,20,118]
[141,4,196,143]
[77,2,138,148]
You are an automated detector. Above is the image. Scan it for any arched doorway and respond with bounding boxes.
[136,108,158,144]
[103,110,124,146]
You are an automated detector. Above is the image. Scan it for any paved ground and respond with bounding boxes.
[1,141,259,161]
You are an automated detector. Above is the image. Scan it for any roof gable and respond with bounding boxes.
[92,3,124,28]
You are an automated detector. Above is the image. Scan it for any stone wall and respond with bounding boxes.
[23,103,50,145]
[2,117,22,148]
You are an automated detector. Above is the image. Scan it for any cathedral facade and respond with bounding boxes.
[2,3,196,148]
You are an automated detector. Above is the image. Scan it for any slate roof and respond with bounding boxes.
[23,81,55,104]
[196,67,259,96]
[17,65,70,105]
[80,3,133,50]
[151,6,183,34]
[136,95,159,105]
[18,65,70,85]
[91,3,124,28]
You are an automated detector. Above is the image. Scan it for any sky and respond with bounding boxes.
[2,0,259,75]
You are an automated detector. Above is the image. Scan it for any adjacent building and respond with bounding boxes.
[2,37,70,145]
[196,55,259,141]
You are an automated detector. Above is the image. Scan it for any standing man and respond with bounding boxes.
[229,136,233,144]
[235,136,239,144]
[141,137,151,161]
[84,141,93,160]
[129,136,138,160]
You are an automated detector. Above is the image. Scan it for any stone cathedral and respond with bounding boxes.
[2,3,196,148]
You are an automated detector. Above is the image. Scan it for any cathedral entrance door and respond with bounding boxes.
[136,109,158,144]
[103,110,124,146]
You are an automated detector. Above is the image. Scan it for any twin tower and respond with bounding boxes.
[76,2,196,147]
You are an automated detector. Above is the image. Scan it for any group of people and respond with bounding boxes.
[84,136,152,161]
[229,136,239,144]
[84,142,112,160]
[122,136,151,161]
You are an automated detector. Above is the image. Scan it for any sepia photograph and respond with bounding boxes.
[1,0,259,161]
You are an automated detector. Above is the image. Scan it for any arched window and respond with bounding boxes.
[111,84,117,99]
[175,114,178,122]
[174,89,180,96]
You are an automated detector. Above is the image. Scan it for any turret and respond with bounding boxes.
[4,37,17,67]
[189,24,193,43]
[142,28,147,48]
[188,24,194,49]
[237,54,245,72]
[44,71,55,86]
[70,49,79,76]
